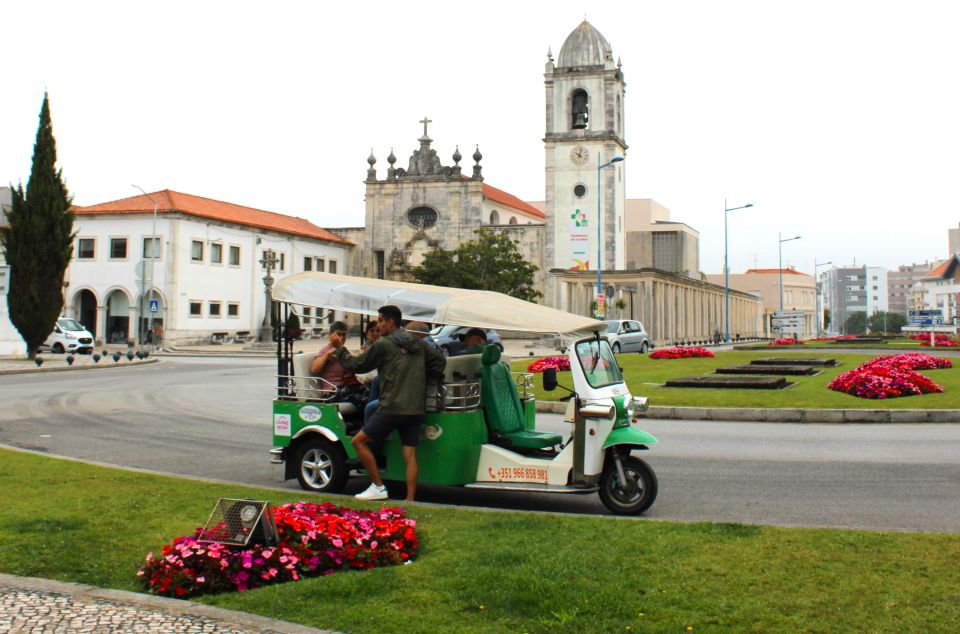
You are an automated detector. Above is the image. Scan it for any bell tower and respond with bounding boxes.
[543,20,627,296]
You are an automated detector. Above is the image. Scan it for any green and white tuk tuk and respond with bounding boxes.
[268,273,658,515]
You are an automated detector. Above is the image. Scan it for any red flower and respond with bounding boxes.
[137,502,419,599]
[769,338,804,346]
[649,347,715,359]
[527,356,571,373]
[827,353,948,399]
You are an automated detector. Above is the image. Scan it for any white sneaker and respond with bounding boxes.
[355,483,388,500]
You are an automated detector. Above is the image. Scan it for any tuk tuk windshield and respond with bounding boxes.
[575,338,623,388]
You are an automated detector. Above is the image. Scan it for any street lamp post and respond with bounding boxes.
[778,232,802,337]
[724,199,753,343]
[132,185,158,352]
[814,259,832,338]
[596,152,624,318]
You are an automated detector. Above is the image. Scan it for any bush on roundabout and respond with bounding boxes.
[137,502,418,598]
[827,353,950,399]
[527,356,571,373]
[649,346,715,359]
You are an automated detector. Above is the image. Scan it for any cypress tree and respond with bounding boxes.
[0,93,75,358]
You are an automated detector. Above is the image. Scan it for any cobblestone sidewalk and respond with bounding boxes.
[0,574,333,634]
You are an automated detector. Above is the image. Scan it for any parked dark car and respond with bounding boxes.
[429,325,503,356]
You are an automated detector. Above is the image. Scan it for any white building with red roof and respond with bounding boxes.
[68,189,352,345]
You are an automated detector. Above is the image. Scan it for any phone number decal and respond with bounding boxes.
[489,467,548,481]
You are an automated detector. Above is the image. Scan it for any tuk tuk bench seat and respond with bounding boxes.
[287,353,358,416]
[479,345,561,449]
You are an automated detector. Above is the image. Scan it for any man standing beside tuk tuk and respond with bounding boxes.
[330,305,445,502]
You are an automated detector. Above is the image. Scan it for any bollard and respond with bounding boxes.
[66,355,74,366]
[92,354,100,363]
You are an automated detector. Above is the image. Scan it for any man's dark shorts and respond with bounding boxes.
[363,411,422,447]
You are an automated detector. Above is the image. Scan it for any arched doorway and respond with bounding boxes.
[105,289,131,344]
[137,291,166,345]
[73,289,98,336]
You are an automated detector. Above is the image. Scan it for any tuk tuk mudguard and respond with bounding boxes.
[272,400,357,457]
[381,410,487,485]
[601,426,658,451]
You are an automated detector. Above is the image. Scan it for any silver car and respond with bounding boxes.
[604,319,649,354]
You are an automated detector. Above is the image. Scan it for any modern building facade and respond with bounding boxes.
[888,262,935,315]
[821,265,889,334]
[706,268,816,338]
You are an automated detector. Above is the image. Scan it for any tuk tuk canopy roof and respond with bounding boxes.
[273,272,605,337]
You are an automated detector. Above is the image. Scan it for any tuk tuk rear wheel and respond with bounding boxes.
[598,455,658,515]
[295,437,348,493]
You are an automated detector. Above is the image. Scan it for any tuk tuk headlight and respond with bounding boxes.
[625,397,634,418]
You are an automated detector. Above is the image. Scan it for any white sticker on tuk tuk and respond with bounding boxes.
[274,413,291,436]
[299,405,321,423]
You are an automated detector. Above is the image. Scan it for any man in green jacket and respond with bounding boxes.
[330,305,445,502]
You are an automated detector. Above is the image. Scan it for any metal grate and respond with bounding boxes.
[197,498,279,547]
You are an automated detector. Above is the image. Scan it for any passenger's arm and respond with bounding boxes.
[309,347,335,375]
[335,340,384,374]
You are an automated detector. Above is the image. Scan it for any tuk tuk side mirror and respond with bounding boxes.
[542,367,558,391]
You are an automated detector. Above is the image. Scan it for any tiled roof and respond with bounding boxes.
[483,183,545,220]
[72,190,352,245]
[744,268,806,275]
[925,255,960,279]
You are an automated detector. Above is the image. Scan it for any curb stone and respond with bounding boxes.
[0,357,159,376]
[534,402,960,423]
[0,572,337,634]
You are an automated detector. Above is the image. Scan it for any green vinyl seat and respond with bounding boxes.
[479,345,562,450]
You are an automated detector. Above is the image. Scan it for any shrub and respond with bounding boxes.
[649,346,715,359]
[137,502,417,598]
[527,356,571,373]
[827,353,949,399]
[769,338,804,346]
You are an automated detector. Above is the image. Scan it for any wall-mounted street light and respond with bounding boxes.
[596,152,624,318]
[724,199,753,343]
[814,259,832,338]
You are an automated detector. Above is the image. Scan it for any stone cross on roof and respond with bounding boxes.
[419,116,432,141]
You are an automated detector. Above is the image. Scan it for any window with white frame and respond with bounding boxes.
[209,301,222,317]
[279,252,286,272]
[316,258,325,272]
[329,259,337,274]
[77,238,95,259]
[229,245,240,266]
[227,302,239,317]
[210,243,223,264]
[303,256,312,272]
[191,240,204,262]
[109,238,128,260]
[143,237,161,259]
[189,301,202,317]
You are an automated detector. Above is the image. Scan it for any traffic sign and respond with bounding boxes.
[772,310,804,318]
[771,317,804,328]
[908,309,943,326]
[149,299,159,314]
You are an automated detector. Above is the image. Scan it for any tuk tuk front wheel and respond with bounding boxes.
[598,455,658,515]
[295,437,348,493]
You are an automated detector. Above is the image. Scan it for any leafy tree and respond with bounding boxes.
[868,311,907,335]
[412,228,541,301]
[844,311,866,335]
[0,94,74,358]
[823,308,831,329]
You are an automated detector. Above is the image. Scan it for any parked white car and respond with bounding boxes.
[44,318,94,354]
[604,319,650,354]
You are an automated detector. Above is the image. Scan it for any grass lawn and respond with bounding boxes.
[512,350,960,409]
[2,448,959,633]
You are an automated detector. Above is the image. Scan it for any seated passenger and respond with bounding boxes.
[310,321,367,405]
[453,327,488,356]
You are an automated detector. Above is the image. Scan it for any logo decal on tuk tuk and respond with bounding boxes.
[298,405,322,423]
[423,425,443,440]
[274,413,291,436]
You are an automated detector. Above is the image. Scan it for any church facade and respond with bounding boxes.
[336,20,764,345]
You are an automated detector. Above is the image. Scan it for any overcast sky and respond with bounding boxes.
[4,0,958,276]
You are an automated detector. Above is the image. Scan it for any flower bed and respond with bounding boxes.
[137,502,417,598]
[649,346,715,359]
[827,353,949,399]
[527,356,571,373]
[769,338,804,346]
[910,333,960,347]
